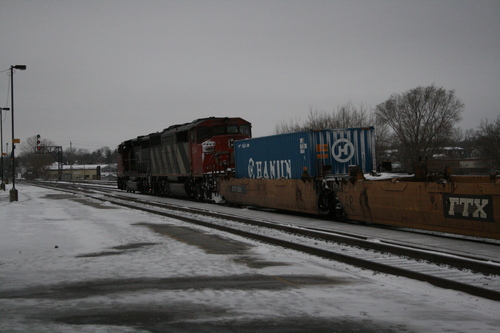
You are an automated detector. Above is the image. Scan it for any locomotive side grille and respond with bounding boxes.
[150,147,163,174]
[161,146,169,174]
[160,142,191,176]
[176,142,191,175]
[164,144,177,174]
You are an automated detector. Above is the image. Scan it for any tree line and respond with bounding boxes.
[275,84,499,173]
[11,138,118,179]
[7,84,499,179]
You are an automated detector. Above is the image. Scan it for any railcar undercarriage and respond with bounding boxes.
[118,174,219,202]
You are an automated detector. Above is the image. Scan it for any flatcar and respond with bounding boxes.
[117,117,251,199]
[334,171,500,239]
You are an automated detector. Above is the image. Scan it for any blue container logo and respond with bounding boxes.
[331,138,355,163]
[247,158,292,179]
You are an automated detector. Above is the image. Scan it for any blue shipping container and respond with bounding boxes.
[234,127,375,179]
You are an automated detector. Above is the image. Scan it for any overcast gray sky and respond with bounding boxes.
[1,0,499,152]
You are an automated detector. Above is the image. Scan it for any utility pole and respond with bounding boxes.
[70,141,73,181]
[0,107,10,190]
[9,65,27,202]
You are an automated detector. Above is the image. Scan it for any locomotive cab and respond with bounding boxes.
[193,121,251,175]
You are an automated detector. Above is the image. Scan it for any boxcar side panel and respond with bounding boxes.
[235,132,314,179]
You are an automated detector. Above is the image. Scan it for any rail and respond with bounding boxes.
[32,181,500,301]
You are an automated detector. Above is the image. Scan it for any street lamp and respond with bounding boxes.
[10,65,26,202]
[0,107,10,191]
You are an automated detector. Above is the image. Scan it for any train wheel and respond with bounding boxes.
[319,191,347,221]
[203,188,213,202]
[318,192,332,215]
[333,201,347,221]
[189,181,204,201]
[195,187,204,201]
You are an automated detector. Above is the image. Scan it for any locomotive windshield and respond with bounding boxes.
[239,124,251,136]
[197,125,251,142]
[227,125,238,134]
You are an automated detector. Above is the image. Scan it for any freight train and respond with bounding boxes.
[117,117,375,219]
[117,117,500,239]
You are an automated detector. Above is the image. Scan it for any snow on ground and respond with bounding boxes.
[1,183,499,332]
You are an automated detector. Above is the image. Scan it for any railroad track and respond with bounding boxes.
[32,181,500,301]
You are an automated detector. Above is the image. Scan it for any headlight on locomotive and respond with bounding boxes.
[202,140,216,153]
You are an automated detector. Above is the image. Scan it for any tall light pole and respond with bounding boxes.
[9,65,26,202]
[0,107,10,191]
[5,143,8,182]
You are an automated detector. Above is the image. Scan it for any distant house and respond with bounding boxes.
[380,146,490,175]
[44,164,117,181]
[432,147,466,159]
[429,147,490,174]
[427,158,489,175]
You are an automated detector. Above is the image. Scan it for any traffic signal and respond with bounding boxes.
[36,134,41,152]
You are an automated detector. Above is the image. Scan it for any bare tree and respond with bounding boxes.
[20,135,54,155]
[375,85,463,170]
[275,103,392,168]
[331,103,373,129]
[275,103,375,134]
[274,115,304,134]
[474,115,500,170]
[64,146,117,165]
[64,145,77,165]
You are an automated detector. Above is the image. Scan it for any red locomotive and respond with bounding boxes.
[117,117,251,199]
